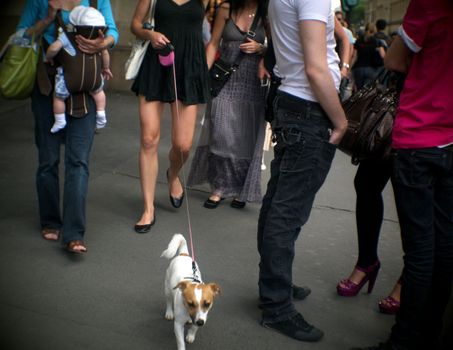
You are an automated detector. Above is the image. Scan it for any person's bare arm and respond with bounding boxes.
[101,49,113,80]
[205,3,229,69]
[384,36,412,74]
[334,17,350,78]
[130,0,169,50]
[299,20,347,145]
[45,40,63,59]
[258,58,271,80]
[25,0,60,37]
[26,0,82,37]
[378,46,386,59]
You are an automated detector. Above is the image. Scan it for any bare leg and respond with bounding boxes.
[53,96,66,114]
[91,89,106,111]
[136,96,164,226]
[167,102,198,198]
[50,96,67,133]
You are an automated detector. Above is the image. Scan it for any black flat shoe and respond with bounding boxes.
[203,197,224,209]
[231,199,246,209]
[134,215,156,234]
[169,192,184,208]
[166,169,185,208]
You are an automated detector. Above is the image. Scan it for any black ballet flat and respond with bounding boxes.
[169,192,185,208]
[203,197,224,209]
[134,215,156,234]
[166,169,185,208]
[230,199,246,209]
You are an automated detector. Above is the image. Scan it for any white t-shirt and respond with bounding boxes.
[268,0,340,102]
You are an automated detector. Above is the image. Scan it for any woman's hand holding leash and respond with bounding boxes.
[150,31,170,50]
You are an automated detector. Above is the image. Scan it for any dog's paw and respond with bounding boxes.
[185,334,195,343]
[165,311,174,320]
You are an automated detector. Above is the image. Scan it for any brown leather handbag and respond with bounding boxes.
[339,73,398,164]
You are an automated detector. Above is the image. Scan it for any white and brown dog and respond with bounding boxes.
[161,234,221,350]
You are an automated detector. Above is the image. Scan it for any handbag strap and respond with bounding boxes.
[147,0,157,28]
[231,11,262,68]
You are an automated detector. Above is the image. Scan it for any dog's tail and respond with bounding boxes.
[160,233,189,259]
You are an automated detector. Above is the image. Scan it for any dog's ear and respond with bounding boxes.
[208,283,221,296]
[174,281,189,291]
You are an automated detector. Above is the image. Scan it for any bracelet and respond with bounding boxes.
[143,22,154,30]
[341,62,350,70]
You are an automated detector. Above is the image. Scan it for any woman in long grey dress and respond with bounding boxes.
[188,0,267,209]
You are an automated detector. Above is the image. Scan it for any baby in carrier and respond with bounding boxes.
[46,6,112,133]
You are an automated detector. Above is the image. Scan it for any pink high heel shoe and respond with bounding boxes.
[378,278,401,314]
[378,296,400,314]
[336,260,381,297]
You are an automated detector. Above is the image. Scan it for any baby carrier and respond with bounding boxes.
[55,0,106,117]
[36,0,104,117]
[55,16,105,94]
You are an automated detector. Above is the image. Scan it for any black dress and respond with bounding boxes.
[131,0,210,104]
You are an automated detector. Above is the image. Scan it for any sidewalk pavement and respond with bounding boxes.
[0,92,444,350]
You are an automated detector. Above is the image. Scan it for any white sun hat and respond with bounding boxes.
[69,6,106,27]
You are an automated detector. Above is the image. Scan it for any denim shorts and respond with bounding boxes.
[54,67,104,99]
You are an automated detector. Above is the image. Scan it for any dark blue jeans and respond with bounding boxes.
[390,147,453,349]
[258,91,337,323]
[31,86,96,245]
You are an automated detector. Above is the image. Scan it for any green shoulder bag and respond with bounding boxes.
[0,33,39,99]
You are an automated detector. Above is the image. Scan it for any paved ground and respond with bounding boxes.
[0,93,451,350]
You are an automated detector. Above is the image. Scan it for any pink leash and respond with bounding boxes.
[161,46,197,269]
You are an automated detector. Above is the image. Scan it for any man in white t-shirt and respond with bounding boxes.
[257,0,347,342]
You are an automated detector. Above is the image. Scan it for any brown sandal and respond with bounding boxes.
[66,240,87,254]
[41,228,60,241]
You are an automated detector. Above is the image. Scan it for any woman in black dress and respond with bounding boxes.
[131,0,210,233]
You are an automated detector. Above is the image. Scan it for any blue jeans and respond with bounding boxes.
[257,91,337,323]
[390,147,453,349]
[31,86,96,245]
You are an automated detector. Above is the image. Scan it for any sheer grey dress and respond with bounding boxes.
[187,18,266,202]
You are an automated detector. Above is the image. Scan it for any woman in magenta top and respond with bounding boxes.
[354,1,453,349]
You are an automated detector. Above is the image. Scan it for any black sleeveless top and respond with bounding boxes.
[131,0,210,104]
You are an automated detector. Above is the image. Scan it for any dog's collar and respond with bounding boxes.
[183,276,202,283]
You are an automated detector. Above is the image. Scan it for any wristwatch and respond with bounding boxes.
[341,62,350,70]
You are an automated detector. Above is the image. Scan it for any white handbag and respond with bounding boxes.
[124,0,156,80]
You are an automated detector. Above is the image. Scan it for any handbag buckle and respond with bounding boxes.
[247,30,256,38]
